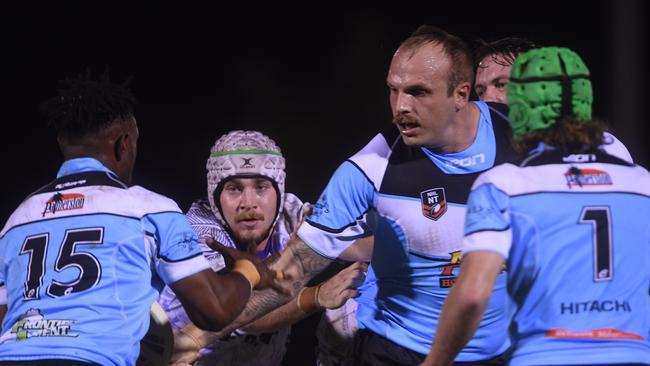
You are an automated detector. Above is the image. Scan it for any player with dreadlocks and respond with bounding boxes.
[0,71,282,366]
[421,47,650,366]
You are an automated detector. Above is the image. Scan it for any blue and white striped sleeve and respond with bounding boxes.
[298,161,375,259]
[143,211,211,284]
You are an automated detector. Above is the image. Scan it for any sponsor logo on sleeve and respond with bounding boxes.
[311,195,330,219]
[41,192,85,217]
[420,188,447,221]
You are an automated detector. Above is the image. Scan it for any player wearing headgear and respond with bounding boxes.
[159,130,301,366]
[159,130,366,365]
[421,47,650,366]
[473,36,633,163]
[198,25,523,366]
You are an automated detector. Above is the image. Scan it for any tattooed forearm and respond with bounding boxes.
[288,238,333,278]
[202,287,292,340]
[241,287,293,324]
[194,237,334,344]
[235,237,331,326]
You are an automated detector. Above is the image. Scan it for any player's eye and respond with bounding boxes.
[495,80,508,90]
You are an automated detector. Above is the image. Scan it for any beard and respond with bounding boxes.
[230,211,273,254]
[231,229,272,254]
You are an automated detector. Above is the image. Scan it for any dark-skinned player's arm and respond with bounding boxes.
[173,235,335,354]
[170,238,286,332]
[170,236,371,365]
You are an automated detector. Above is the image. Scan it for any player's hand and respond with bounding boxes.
[289,203,313,241]
[206,238,289,294]
[317,261,368,309]
[170,328,202,365]
[300,204,313,222]
[264,251,281,266]
[203,237,250,269]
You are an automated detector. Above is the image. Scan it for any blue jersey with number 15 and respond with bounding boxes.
[0,158,209,366]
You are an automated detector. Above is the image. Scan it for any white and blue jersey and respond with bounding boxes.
[298,101,516,360]
[0,158,209,366]
[463,147,650,365]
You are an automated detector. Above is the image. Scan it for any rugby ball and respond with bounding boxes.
[136,301,174,366]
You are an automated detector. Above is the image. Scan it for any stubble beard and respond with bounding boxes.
[232,226,273,254]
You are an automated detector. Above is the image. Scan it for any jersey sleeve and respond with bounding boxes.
[142,211,211,284]
[298,161,375,259]
[462,179,512,258]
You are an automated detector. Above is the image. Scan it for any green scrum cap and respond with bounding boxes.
[507,47,593,139]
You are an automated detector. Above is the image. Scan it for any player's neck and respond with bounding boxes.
[256,238,270,253]
[428,102,480,154]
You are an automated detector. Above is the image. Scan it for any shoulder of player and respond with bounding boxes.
[125,185,183,215]
[621,164,650,196]
[0,186,183,239]
[283,192,305,220]
[472,163,519,191]
[258,191,307,238]
[0,207,24,238]
[350,131,395,162]
[0,192,55,238]
[346,132,395,192]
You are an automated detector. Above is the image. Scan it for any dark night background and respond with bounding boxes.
[3,1,647,364]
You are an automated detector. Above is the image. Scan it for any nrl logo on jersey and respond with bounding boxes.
[564,167,612,188]
[420,188,447,221]
[42,192,85,217]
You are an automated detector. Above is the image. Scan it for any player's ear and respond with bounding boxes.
[114,134,125,162]
[113,128,135,163]
[454,81,471,111]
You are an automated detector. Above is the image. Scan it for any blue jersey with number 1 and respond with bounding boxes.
[463,148,650,365]
[0,158,209,366]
